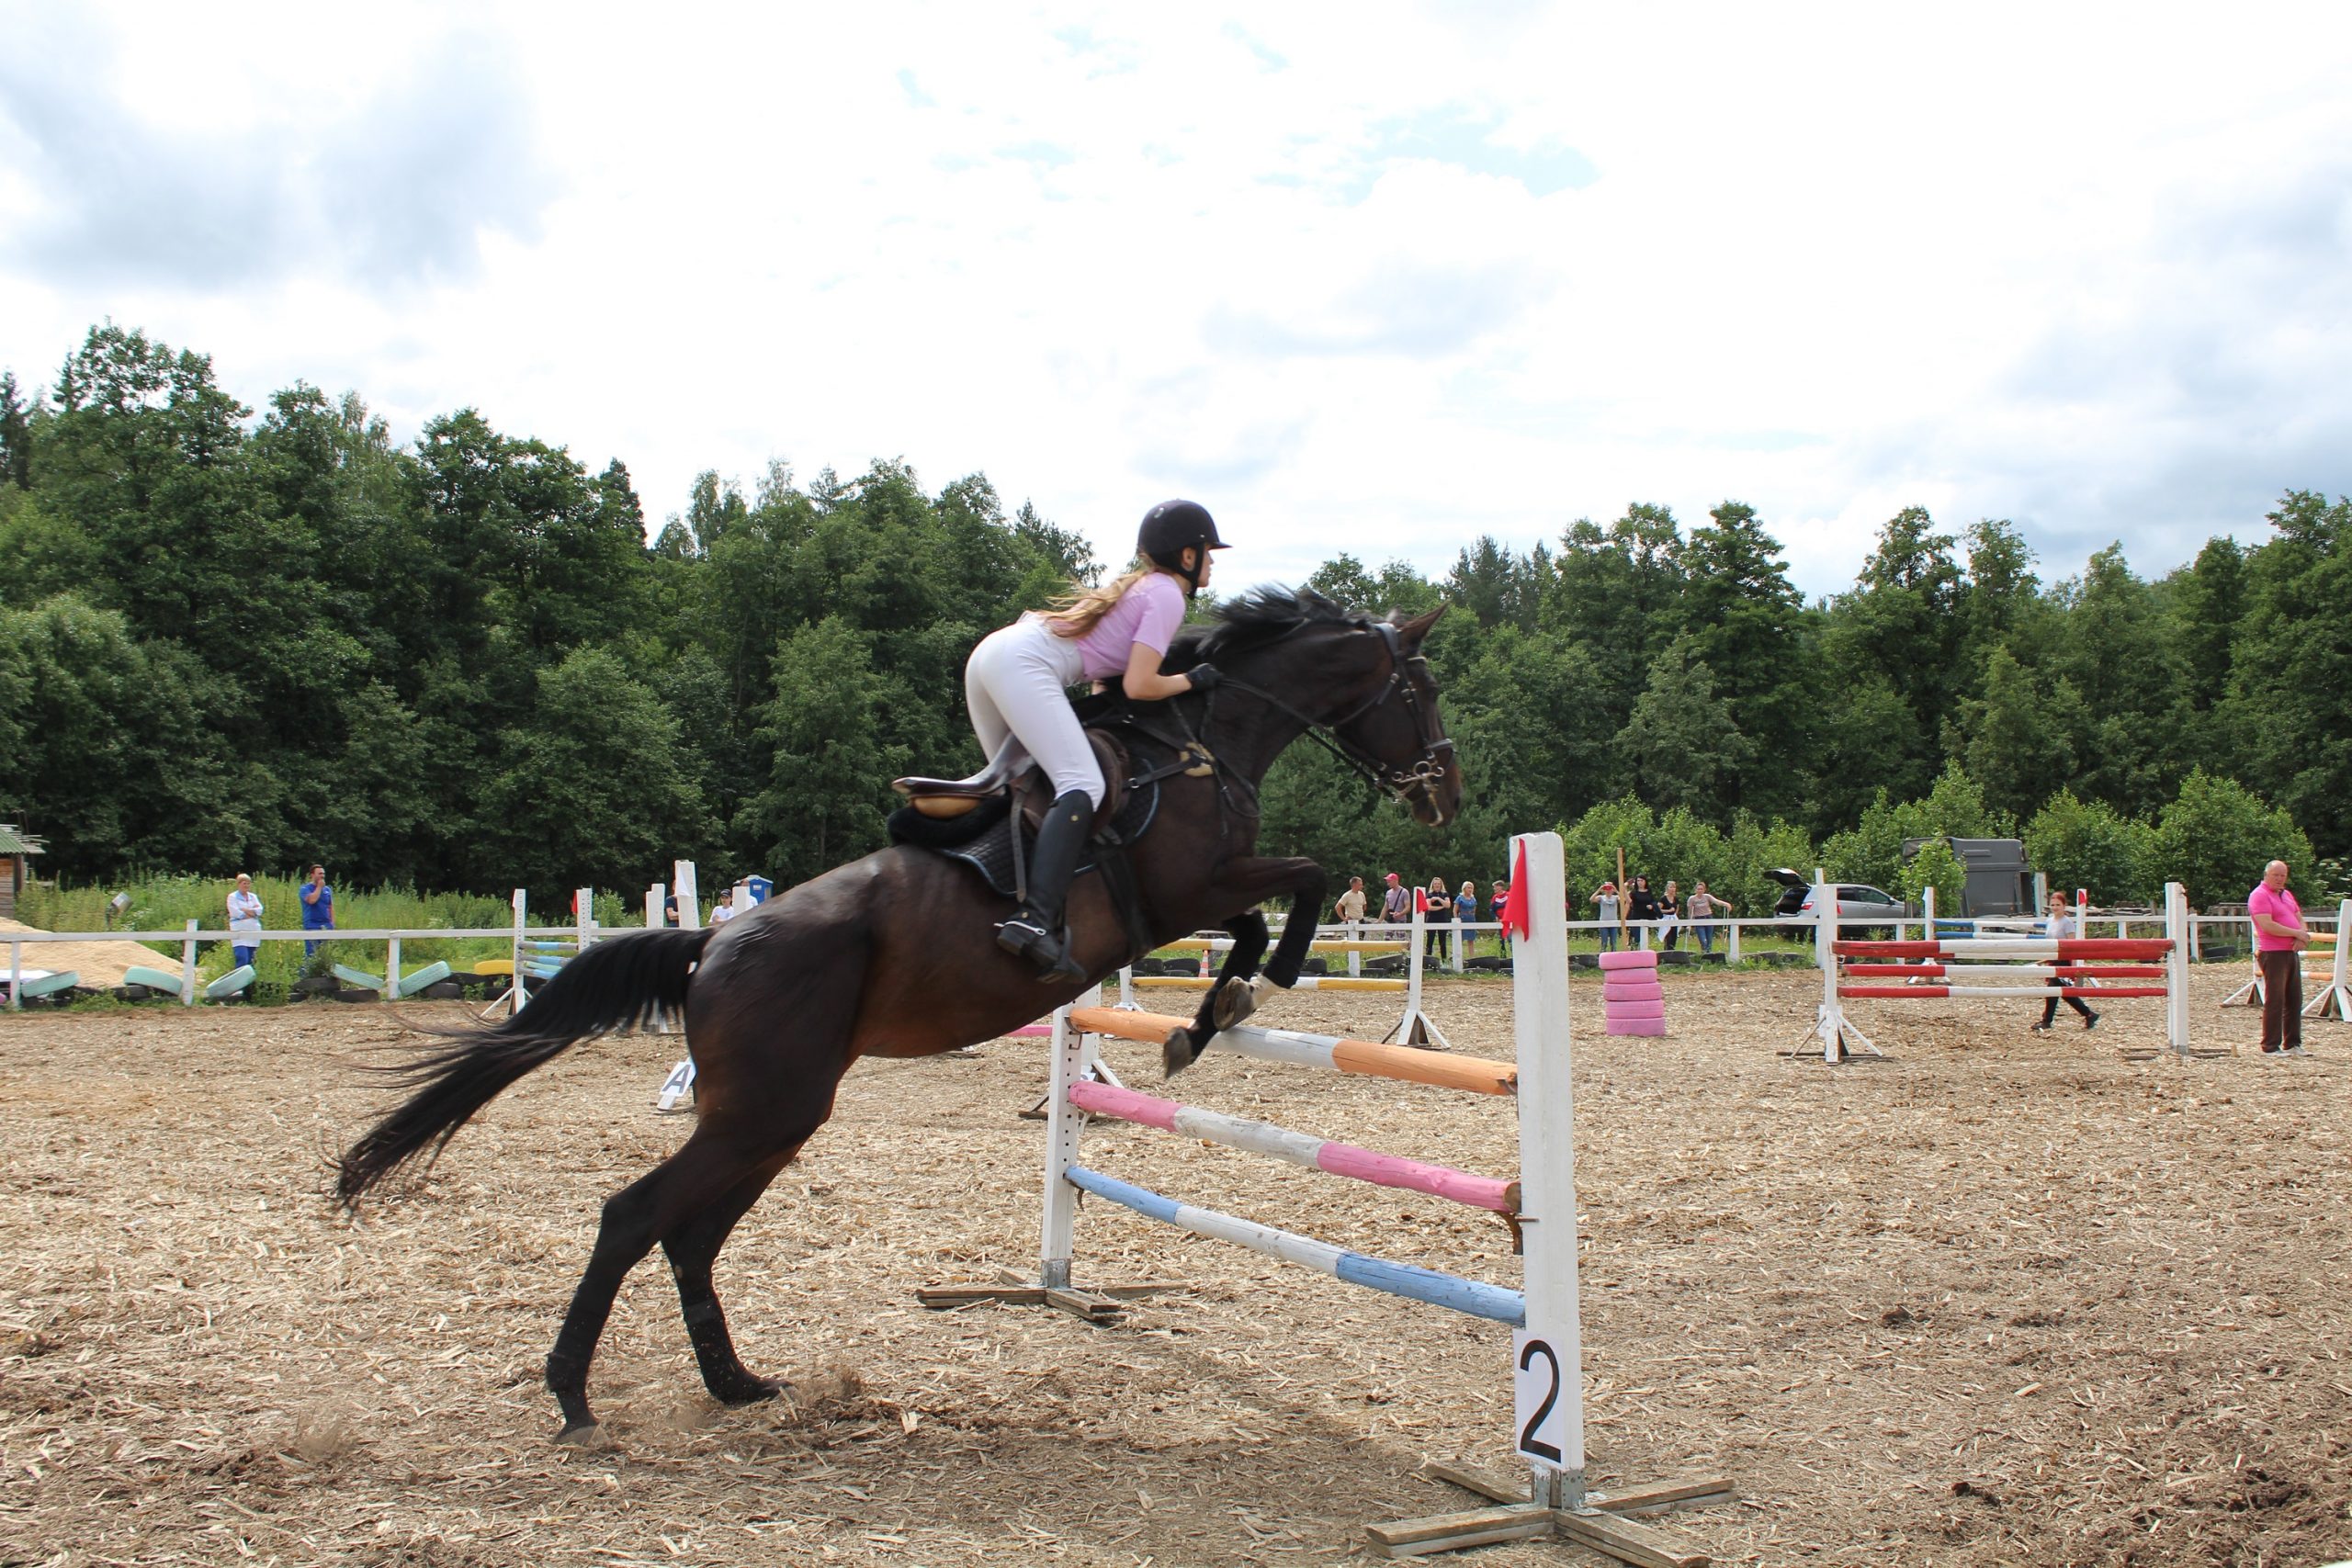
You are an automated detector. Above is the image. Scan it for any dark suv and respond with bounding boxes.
[1768,869,1905,939]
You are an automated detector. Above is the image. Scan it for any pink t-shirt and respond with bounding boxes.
[1072,572,1188,682]
[2247,884,2304,952]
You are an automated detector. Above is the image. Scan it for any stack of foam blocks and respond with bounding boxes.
[1600,949,1665,1035]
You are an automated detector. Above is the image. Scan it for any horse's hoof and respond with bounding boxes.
[715,1376,786,1408]
[1161,1028,1197,1078]
[1211,977,1258,1032]
[554,1419,603,1446]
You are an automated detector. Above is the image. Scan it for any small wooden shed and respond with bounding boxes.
[0,825,46,919]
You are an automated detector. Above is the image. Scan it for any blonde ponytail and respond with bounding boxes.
[1039,560,1171,638]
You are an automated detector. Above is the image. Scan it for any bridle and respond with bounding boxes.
[1210,619,1455,809]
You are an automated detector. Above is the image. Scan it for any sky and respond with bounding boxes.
[3,3,2348,598]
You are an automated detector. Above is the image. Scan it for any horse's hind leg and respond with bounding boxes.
[663,1152,797,1406]
[1209,912,1269,1031]
[545,1128,779,1439]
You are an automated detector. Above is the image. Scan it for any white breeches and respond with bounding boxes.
[965,617,1106,807]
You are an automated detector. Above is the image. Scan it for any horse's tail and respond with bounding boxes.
[334,926,713,1207]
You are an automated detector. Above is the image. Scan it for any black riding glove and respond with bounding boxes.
[1185,664,1222,694]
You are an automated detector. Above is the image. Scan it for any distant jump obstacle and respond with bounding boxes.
[922,833,1731,1564]
[2220,901,2350,1021]
[1800,871,2191,1062]
[1129,899,1453,1048]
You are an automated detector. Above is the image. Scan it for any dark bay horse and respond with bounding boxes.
[335,587,1461,1438]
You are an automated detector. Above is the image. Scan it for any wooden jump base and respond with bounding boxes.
[1797,874,2192,1062]
[925,834,1730,1564]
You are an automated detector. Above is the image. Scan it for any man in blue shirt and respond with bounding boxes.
[300,864,335,955]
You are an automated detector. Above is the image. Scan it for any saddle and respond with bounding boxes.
[893,731,1133,838]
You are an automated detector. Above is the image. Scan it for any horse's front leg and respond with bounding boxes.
[1164,858,1326,1076]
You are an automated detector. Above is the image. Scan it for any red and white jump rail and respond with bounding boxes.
[924,832,1727,1563]
[1800,871,2192,1062]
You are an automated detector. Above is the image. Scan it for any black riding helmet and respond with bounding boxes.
[1138,499,1227,592]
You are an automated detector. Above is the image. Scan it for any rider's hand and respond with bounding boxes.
[1184,664,1222,694]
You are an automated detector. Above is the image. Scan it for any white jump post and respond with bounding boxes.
[646,882,666,928]
[933,833,1727,1562]
[1386,898,1451,1049]
[1797,870,1879,1062]
[655,862,701,1113]
[180,918,198,1007]
[509,890,528,1010]
[388,933,402,1000]
[2306,900,2352,1021]
[576,887,594,955]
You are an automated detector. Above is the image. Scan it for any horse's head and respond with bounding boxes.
[1178,587,1463,828]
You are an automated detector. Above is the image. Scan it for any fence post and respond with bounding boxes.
[1727,916,1741,966]
[511,890,528,1010]
[180,919,198,1006]
[388,934,402,1000]
[7,937,18,1010]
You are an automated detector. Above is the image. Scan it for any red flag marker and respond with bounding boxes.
[1501,840,1532,940]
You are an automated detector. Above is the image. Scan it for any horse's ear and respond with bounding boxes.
[1393,604,1446,649]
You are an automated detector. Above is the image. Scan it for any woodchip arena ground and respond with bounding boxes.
[2,968,2346,1566]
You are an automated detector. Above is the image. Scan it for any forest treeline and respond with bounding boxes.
[0,324,2343,912]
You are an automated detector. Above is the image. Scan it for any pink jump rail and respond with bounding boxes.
[1838,984,2170,999]
[1832,937,2174,960]
[1066,1078,1521,1214]
[1841,963,2171,979]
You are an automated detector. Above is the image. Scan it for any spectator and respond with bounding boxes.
[226,874,263,971]
[300,864,335,956]
[2247,859,2310,1056]
[1334,875,1368,930]
[1380,873,1411,933]
[1454,879,1478,958]
[1488,880,1509,923]
[662,888,679,927]
[1423,876,1449,957]
[1658,879,1682,951]
[2030,889,2100,1033]
[1590,880,1621,952]
[1628,875,1660,949]
[711,887,738,925]
[1686,881,1733,956]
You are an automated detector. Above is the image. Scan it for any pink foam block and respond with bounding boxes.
[1604,1016,1668,1036]
[1598,950,1660,972]
[1603,998,1665,1021]
[1601,981,1664,1003]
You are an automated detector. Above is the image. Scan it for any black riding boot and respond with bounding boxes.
[997,789,1093,984]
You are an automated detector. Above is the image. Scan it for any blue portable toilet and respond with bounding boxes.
[742,875,775,905]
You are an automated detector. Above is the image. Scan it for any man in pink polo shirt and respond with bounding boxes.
[2246,859,2311,1055]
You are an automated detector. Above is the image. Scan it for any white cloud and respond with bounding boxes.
[2,2,2348,600]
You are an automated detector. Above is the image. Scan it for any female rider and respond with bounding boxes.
[965,500,1227,982]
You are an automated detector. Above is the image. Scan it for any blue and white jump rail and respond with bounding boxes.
[921,833,1731,1564]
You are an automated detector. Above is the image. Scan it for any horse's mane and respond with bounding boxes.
[1168,585,1366,667]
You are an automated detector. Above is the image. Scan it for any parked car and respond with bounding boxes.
[1767,869,1905,939]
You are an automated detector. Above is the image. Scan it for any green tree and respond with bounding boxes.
[2024,790,2156,905]
[1613,634,1753,821]
[737,617,908,886]
[2152,768,2312,909]
[481,648,717,893]
[1897,837,1965,915]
